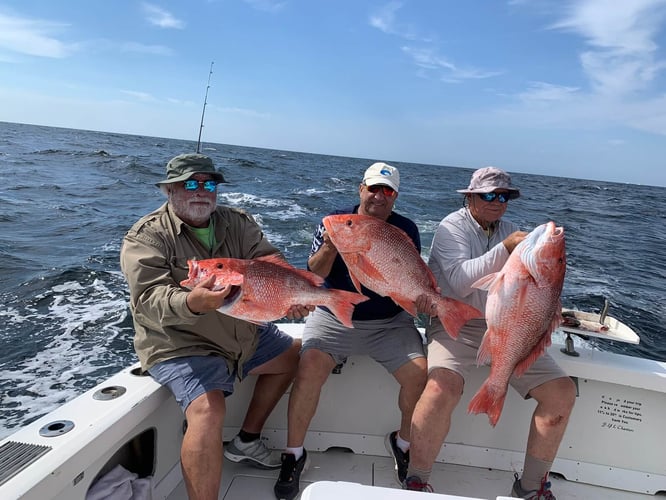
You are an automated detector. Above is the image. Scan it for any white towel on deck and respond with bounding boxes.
[86,464,154,500]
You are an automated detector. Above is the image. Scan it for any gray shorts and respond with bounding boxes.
[302,307,425,374]
[426,318,567,399]
[148,323,293,412]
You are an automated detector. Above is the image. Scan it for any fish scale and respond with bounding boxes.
[180,254,369,327]
[468,221,567,426]
[323,213,482,339]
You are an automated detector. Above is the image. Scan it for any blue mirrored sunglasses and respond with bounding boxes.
[183,179,217,193]
[478,192,509,203]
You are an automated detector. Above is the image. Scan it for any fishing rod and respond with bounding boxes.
[196,61,214,153]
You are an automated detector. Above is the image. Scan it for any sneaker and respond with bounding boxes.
[403,476,434,492]
[384,430,409,483]
[511,473,556,499]
[274,450,308,500]
[224,435,281,469]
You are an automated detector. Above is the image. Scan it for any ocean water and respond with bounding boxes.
[0,121,664,439]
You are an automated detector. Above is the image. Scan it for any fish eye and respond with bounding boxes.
[345,220,353,226]
[215,263,224,270]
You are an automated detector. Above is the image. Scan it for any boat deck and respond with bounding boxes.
[164,446,658,499]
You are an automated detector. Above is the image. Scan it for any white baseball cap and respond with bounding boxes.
[362,162,400,192]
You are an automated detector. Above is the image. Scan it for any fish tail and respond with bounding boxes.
[467,382,506,427]
[325,290,369,328]
[437,297,483,339]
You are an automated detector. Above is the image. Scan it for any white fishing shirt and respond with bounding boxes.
[428,207,519,314]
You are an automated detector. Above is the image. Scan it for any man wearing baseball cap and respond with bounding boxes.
[274,161,432,500]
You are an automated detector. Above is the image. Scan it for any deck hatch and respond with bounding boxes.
[0,441,51,486]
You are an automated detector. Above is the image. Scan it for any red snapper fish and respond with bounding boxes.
[322,214,481,338]
[467,221,567,426]
[180,254,369,327]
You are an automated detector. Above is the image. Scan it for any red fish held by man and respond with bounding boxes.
[322,213,481,339]
[180,254,368,328]
[467,221,567,426]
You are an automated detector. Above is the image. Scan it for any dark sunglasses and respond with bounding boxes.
[183,179,218,193]
[478,192,510,203]
[366,184,395,196]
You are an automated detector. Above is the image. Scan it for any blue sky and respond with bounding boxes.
[2,1,666,187]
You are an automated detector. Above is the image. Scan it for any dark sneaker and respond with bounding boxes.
[384,431,409,483]
[403,475,434,492]
[274,450,308,500]
[224,435,281,469]
[511,473,556,499]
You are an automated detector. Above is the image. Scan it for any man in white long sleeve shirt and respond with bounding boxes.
[404,167,576,500]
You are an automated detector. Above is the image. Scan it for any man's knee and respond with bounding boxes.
[427,368,464,402]
[394,357,428,393]
[186,390,226,428]
[296,348,335,386]
[555,376,577,412]
[532,376,577,415]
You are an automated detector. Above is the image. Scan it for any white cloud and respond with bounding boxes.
[518,81,580,102]
[371,2,495,81]
[142,3,185,29]
[370,2,403,35]
[369,1,432,42]
[401,46,502,83]
[551,0,666,96]
[0,13,73,58]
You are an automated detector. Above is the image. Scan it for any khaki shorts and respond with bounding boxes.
[302,307,425,374]
[426,318,567,399]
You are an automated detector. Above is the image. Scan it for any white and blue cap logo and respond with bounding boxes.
[363,161,400,192]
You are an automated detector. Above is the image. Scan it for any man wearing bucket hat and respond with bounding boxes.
[274,162,432,500]
[120,153,312,500]
[404,166,576,498]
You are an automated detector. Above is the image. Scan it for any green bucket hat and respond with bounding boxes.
[155,153,226,186]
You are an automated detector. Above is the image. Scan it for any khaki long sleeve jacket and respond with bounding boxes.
[120,202,279,376]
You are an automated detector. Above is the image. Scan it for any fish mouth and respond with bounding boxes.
[539,221,564,242]
[548,223,565,241]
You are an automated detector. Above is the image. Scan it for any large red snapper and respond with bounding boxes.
[322,214,481,338]
[180,254,368,327]
[467,221,567,426]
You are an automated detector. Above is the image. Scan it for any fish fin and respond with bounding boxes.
[476,330,493,366]
[471,273,499,291]
[348,271,364,294]
[354,254,389,285]
[216,308,267,326]
[467,381,506,427]
[256,254,325,287]
[393,298,418,316]
[437,297,483,339]
[340,254,365,293]
[323,290,370,327]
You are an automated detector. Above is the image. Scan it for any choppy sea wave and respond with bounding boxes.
[0,120,664,439]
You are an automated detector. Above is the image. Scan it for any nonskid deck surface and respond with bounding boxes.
[166,447,655,500]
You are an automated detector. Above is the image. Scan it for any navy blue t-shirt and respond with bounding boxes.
[308,205,422,321]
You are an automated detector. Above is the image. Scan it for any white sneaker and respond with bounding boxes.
[224,435,281,469]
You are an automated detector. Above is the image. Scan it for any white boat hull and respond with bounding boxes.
[1,324,664,499]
